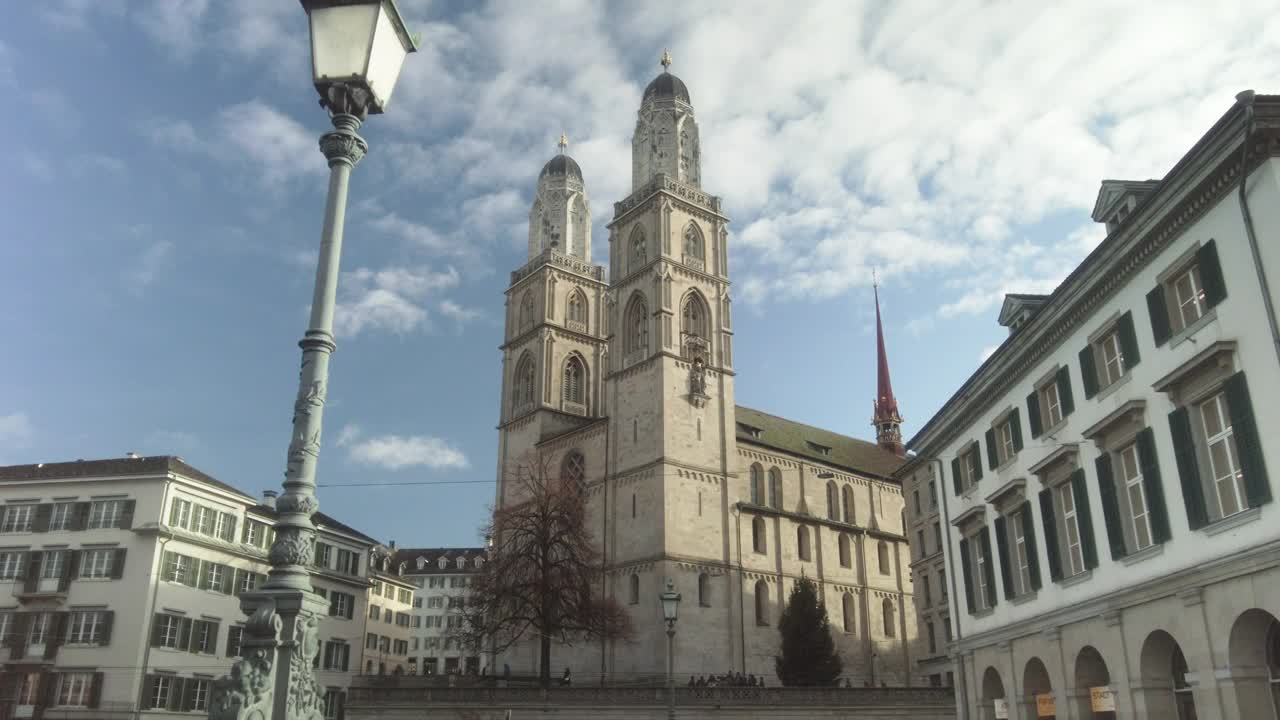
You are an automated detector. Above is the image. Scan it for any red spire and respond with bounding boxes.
[872,280,905,456]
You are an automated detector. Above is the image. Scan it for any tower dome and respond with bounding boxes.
[632,50,700,190]
[642,72,691,106]
[528,135,591,262]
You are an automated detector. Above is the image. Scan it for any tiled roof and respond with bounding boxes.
[734,406,905,480]
[392,547,488,574]
[248,504,379,545]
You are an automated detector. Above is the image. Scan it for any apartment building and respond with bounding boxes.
[904,93,1280,720]
[0,456,387,720]
[900,461,953,688]
[359,551,415,676]
[392,547,487,676]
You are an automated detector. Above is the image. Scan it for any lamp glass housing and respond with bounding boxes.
[304,0,416,113]
[660,582,681,623]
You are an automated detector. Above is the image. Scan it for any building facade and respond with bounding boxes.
[492,55,918,685]
[902,461,953,688]
[0,456,392,720]
[900,93,1280,720]
[391,547,487,676]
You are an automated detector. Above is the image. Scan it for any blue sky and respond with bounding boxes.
[2,0,1277,546]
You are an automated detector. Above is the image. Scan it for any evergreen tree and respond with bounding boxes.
[774,576,843,686]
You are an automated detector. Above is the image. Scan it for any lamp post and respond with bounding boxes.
[208,3,415,720]
[660,578,681,720]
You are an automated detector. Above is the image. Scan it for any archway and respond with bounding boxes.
[981,666,1007,720]
[1227,608,1280,719]
[1139,629,1197,720]
[1023,657,1054,719]
[1074,645,1114,719]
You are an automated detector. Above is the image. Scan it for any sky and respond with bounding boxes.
[2,0,1278,547]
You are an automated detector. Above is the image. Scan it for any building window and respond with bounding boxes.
[826,481,839,521]
[928,479,938,508]
[768,467,783,509]
[512,353,536,412]
[369,606,380,621]
[754,580,769,626]
[1148,241,1226,345]
[1119,442,1153,550]
[841,485,854,523]
[698,573,710,607]
[518,292,535,333]
[628,574,639,605]
[797,526,812,561]
[916,530,926,558]
[148,675,172,710]
[567,290,586,327]
[1010,510,1033,594]
[882,598,895,637]
[49,503,74,531]
[1199,391,1247,518]
[877,541,890,575]
[87,499,123,529]
[749,464,764,504]
[680,292,709,360]
[56,672,95,707]
[1,504,35,533]
[563,355,586,406]
[986,411,1023,470]
[960,527,997,614]
[561,451,587,493]
[838,533,851,568]
[841,593,855,634]
[751,516,767,554]
[1038,470,1097,581]
[67,610,109,645]
[1059,483,1085,576]
[683,222,704,261]
[927,621,937,655]
[995,502,1040,600]
[630,226,647,268]
[0,551,23,579]
[1081,312,1141,398]
[624,294,649,357]
[921,573,931,608]
[912,489,921,515]
[82,548,118,579]
[952,442,982,495]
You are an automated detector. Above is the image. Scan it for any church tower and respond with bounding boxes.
[872,283,905,456]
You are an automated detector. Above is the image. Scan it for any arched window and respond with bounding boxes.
[838,533,852,568]
[842,593,855,634]
[630,226,647,268]
[878,541,891,575]
[628,574,640,605]
[562,451,586,492]
[518,292,534,333]
[563,355,586,405]
[797,526,811,561]
[1172,643,1195,718]
[624,294,649,356]
[683,222,704,261]
[680,292,710,360]
[567,289,587,327]
[754,580,769,626]
[749,464,764,504]
[698,573,710,607]
[826,481,839,521]
[882,598,896,637]
[768,468,783,509]
[752,516,767,554]
[841,485,854,524]
[512,352,535,412]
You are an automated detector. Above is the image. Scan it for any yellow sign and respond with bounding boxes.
[1036,693,1057,717]
[992,698,1009,719]
[1090,686,1116,712]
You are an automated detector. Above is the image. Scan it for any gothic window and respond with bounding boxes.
[680,292,710,361]
[628,574,639,605]
[768,468,783,510]
[797,526,811,562]
[512,353,535,412]
[842,593,856,634]
[754,580,769,626]
[518,292,534,333]
[882,598,896,637]
[877,541,891,575]
[698,573,710,607]
[841,486,854,524]
[630,226,647,268]
[749,464,764,504]
[826,481,839,521]
[624,294,649,356]
[563,355,586,406]
[838,533,852,568]
[567,290,587,327]
[683,222,704,262]
[562,451,587,493]
[752,516,767,554]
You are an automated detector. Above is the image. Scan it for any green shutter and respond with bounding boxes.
[979,526,997,607]
[1146,286,1171,346]
[993,515,1014,599]
[1079,345,1099,399]
[959,538,975,614]
[971,443,984,481]
[985,429,998,470]
[1027,391,1043,438]
[1038,489,1062,582]
[1020,502,1041,590]
[1197,239,1227,308]
[1071,469,1098,569]
[1169,407,1209,529]
[1095,454,1128,560]
[1224,371,1270,507]
[1136,428,1172,543]
[1010,409,1024,452]
[1117,311,1141,370]
[951,458,963,495]
[1056,366,1075,417]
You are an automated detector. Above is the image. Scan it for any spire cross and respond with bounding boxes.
[558,134,568,153]
[660,49,672,72]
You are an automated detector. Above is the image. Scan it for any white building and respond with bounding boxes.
[900,93,1280,720]
[392,547,487,676]
[0,455,392,720]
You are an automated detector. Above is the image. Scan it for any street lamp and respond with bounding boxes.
[208,3,415,720]
[661,578,681,720]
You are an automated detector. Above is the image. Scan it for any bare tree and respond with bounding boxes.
[460,455,632,688]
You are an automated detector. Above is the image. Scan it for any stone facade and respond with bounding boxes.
[491,61,916,686]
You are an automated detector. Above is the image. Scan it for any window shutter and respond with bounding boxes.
[1020,502,1041,590]
[1224,371,1271,508]
[1026,392,1043,439]
[1071,469,1098,569]
[1038,489,1062,582]
[1056,366,1075,417]
[32,505,51,533]
[1168,407,1209,529]
[141,676,156,709]
[116,500,136,529]
[1079,345,1099,399]
[337,689,346,720]
[89,672,104,708]
[72,502,91,531]
[221,565,234,595]
[1135,428,1172,543]
[184,558,199,588]
[232,568,246,596]
[971,443,984,481]
[979,526,997,607]
[168,677,187,711]
[98,611,113,646]
[39,671,58,708]
[206,621,220,655]
[59,551,79,592]
[328,594,339,617]
[951,458,963,496]
[1146,286,1172,346]
[958,538,975,614]
[1095,454,1128,560]
[178,617,194,652]
[1010,409,1024,452]
[43,613,67,659]
[110,549,126,579]
[1197,239,1227,307]
[150,614,165,647]
[1117,311,1141,369]
[345,595,354,620]
[993,515,1014,599]
[9,614,29,660]
[985,429,998,470]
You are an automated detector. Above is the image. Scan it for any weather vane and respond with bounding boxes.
[558,134,568,153]
[661,49,672,72]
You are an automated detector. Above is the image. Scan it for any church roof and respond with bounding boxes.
[539,153,583,181]
[734,406,905,480]
[643,72,691,105]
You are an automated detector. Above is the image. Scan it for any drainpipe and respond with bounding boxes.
[136,480,172,720]
[1234,89,1280,370]
[933,458,970,720]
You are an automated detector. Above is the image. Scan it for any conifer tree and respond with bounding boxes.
[774,576,843,686]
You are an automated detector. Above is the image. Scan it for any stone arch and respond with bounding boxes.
[682,221,704,263]
[981,666,1007,720]
[826,481,839,521]
[628,573,640,605]
[877,540,890,575]
[749,463,764,505]
[797,525,811,561]
[841,592,856,634]
[562,353,588,409]
[698,573,710,607]
[1139,629,1197,719]
[1022,657,1053,715]
[882,597,895,637]
[768,467,783,509]
[566,287,588,328]
[629,225,647,270]
[518,291,535,333]
[841,485,854,524]
[679,289,710,361]
[1227,608,1280,718]
[838,533,852,568]
[512,351,535,413]
[1073,646,1111,718]
[754,579,769,625]
[752,516,767,554]
[623,291,649,357]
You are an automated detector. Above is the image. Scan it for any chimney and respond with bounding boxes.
[126,452,141,459]
[262,490,277,510]
[389,540,397,550]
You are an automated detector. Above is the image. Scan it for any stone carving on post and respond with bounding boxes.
[209,606,281,720]
[689,356,709,408]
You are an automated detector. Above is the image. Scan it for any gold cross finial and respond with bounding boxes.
[558,134,568,153]
[660,49,672,71]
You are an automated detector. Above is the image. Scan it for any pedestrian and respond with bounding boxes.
[561,667,572,686]
[688,675,696,688]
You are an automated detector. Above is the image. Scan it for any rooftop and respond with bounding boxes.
[734,406,905,480]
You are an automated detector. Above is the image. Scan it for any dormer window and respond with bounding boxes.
[737,423,762,439]
[474,557,483,569]
[806,441,831,456]
[437,557,447,570]
[455,557,465,570]
[416,557,426,570]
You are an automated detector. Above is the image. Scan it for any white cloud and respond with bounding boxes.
[333,265,460,338]
[126,241,176,294]
[216,101,319,187]
[136,0,211,59]
[438,300,484,328]
[0,413,34,449]
[337,424,469,471]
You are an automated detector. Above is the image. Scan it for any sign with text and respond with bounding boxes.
[1036,693,1057,717]
[993,698,1009,719]
[1091,686,1117,712]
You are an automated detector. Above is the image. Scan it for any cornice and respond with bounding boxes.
[610,174,727,226]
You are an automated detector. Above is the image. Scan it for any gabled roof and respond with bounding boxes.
[1091,179,1161,222]
[0,456,254,502]
[734,406,905,480]
[997,293,1050,328]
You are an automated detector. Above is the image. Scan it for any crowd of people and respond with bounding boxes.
[688,672,764,688]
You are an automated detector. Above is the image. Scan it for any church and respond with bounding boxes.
[492,53,921,686]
